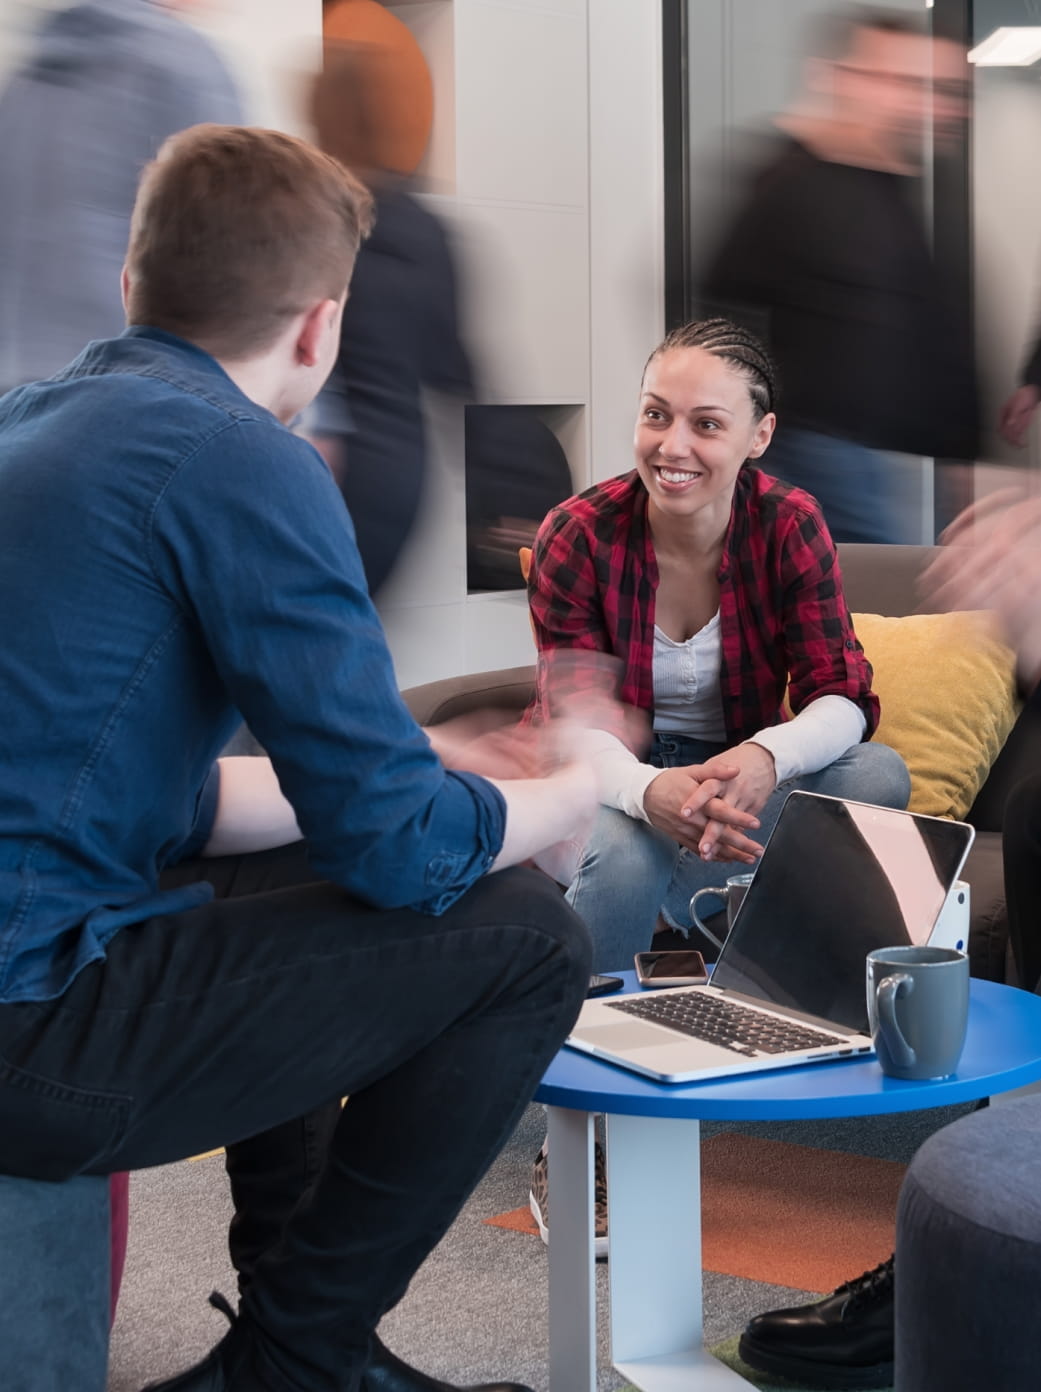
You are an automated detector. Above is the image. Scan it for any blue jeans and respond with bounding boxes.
[566,735,911,973]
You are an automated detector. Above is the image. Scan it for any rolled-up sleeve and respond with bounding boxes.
[149,422,506,913]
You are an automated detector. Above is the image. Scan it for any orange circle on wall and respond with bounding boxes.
[323,0,434,175]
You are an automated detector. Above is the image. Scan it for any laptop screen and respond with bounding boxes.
[710,793,974,1033]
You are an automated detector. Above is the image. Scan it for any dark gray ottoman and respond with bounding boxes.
[895,1093,1041,1390]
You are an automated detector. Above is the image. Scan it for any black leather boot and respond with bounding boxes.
[737,1254,894,1390]
[142,1293,265,1391]
[362,1335,534,1392]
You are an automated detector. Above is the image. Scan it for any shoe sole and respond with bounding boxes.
[737,1334,893,1390]
[528,1193,608,1261]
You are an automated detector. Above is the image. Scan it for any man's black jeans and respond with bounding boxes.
[0,843,591,1390]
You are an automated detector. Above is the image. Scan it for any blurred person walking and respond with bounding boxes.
[701,6,977,544]
[308,34,475,598]
[0,0,241,394]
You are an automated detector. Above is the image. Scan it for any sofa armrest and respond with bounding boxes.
[401,664,536,728]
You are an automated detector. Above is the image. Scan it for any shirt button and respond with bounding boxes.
[845,639,855,650]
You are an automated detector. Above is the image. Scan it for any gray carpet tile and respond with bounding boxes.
[107,1100,968,1390]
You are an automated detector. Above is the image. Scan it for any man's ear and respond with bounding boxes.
[296,298,340,368]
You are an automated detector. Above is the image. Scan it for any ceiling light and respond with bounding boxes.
[968,27,1041,65]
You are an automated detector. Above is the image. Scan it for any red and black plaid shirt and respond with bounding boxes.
[526,466,879,749]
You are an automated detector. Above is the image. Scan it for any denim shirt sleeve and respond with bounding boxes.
[147,421,506,912]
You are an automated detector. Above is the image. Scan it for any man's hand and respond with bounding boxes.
[998,384,1040,448]
[426,713,600,884]
[643,760,763,864]
[921,489,1041,688]
[426,713,545,779]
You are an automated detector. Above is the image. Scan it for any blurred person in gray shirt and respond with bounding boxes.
[0,0,241,392]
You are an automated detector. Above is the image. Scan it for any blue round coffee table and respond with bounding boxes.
[534,974,1041,1391]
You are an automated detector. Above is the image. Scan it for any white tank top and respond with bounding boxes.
[651,610,726,740]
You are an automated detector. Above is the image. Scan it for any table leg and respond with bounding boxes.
[546,1106,596,1392]
[607,1114,751,1391]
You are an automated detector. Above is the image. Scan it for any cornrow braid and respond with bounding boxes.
[645,318,779,421]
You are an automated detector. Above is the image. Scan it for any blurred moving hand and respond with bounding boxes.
[428,710,599,885]
[921,489,1041,687]
[998,384,1040,448]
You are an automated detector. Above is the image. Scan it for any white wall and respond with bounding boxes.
[588,1,665,485]
[973,67,1041,474]
[190,0,321,131]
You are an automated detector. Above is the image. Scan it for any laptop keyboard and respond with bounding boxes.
[606,991,845,1059]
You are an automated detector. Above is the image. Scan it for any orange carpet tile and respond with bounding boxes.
[484,1133,905,1293]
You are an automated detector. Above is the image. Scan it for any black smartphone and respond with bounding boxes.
[633,949,709,988]
[586,973,624,998]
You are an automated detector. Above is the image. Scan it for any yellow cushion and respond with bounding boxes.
[851,611,1019,820]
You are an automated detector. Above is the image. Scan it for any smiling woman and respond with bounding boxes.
[524,316,912,975]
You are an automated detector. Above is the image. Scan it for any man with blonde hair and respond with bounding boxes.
[0,124,594,1392]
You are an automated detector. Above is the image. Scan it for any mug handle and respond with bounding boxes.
[876,973,917,1070]
[688,888,727,951]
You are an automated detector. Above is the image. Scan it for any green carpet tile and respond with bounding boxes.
[618,1334,893,1392]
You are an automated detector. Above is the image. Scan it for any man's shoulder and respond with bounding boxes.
[47,333,297,477]
[741,133,838,204]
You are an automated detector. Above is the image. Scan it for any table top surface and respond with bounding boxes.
[535,974,1041,1121]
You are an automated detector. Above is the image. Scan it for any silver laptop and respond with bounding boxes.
[567,791,975,1084]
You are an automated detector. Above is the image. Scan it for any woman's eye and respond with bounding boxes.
[644,409,666,423]
[697,419,721,432]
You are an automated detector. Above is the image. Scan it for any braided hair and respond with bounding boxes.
[644,319,779,422]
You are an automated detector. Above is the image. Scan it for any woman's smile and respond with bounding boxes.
[653,462,706,489]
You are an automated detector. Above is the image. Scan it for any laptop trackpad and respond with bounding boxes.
[577,1023,670,1052]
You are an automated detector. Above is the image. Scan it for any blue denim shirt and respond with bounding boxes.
[0,329,506,1003]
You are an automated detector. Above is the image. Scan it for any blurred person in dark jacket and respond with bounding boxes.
[308,38,474,598]
[0,0,241,394]
[701,6,977,545]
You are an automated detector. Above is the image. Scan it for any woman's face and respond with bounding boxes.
[634,346,775,526]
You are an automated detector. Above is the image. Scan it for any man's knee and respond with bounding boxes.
[479,865,592,983]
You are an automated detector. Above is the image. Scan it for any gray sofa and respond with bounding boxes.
[402,543,1040,985]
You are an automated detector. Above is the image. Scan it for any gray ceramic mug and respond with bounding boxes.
[689,873,755,951]
[866,946,970,1080]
